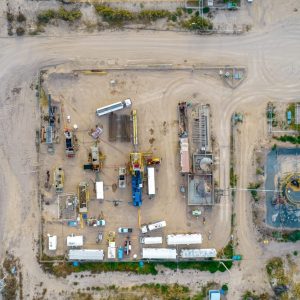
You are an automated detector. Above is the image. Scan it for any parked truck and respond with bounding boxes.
[65,130,75,157]
[140,237,163,245]
[141,221,166,234]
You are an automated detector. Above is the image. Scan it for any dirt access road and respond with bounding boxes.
[1,1,300,298]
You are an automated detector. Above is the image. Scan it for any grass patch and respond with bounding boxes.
[266,257,289,285]
[230,166,237,187]
[95,5,170,26]
[181,15,213,31]
[274,135,300,144]
[42,261,158,277]
[282,230,300,242]
[37,7,82,24]
[41,259,232,278]
[159,260,232,273]
[242,291,270,300]
[95,5,134,25]
[248,182,261,202]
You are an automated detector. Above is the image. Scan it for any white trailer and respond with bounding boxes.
[167,234,202,245]
[68,249,104,261]
[180,248,217,258]
[141,220,166,234]
[147,167,155,197]
[108,241,116,259]
[142,248,177,260]
[96,181,104,200]
[140,237,163,245]
[48,235,57,251]
[96,99,132,117]
[67,235,83,247]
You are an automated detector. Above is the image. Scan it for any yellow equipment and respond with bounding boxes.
[132,110,138,149]
[78,182,89,213]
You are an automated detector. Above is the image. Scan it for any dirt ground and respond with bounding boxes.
[40,68,230,260]
[1,0,300,299]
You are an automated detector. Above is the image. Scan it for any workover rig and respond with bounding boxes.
[129,110,160,207]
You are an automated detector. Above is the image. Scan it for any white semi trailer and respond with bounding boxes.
[167,234,202,245]
[96,99,132,117]
[142,248,177,260]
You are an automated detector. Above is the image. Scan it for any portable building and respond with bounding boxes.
[180,248,217,258]
[140,237,163,245]
[142,248,177,260]
[147,167,156,197]
[48,235,57,251]
[167,234,202,245]
[209,290,221,300]
[96,181,104,200]
[67,235,83,247]
[68,249,104,261]
[108,242,116,259]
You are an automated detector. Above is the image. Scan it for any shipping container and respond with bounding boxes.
[147,167,156,197]
[167,234,202,245]
[67,235,83,247]
[142,248,177,260]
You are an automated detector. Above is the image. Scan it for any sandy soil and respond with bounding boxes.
[1,0,300,299]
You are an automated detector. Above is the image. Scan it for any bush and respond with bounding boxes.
[138,9,170,22]
[37,9,56,24]
[7,12,14,22]
[248,182,261,202]
[283,230,300,242]
[203,6,210,13]
[222,284,229,291]
[181,15,213,31]
[17,12,26,22]
[187,8,193,14]
[37,8,81,24]
[95,5,134,24]
[56,7,82,22]
[176,7,183,17]
[16,27,25,36]
[275,135,300,144]
[168,14,177,22]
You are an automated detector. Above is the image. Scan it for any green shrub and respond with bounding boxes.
[187,8,193,14]
[248,182,261,202]
[181,15,213,31]
[56,7,82,22]
[16,27,25,36]
[139,10,170,22]
[275,135,300,144]
[95,5,134,24]
[176,7,183,17]
[37,9,56,24]
[169,14,177,22]
[37,8,81,24]
[222,284,228,291]
[230,166,237,187]
[7,12,14,22]
[283,230,300,242]
[203,7,210,13]
[17,12,26,22]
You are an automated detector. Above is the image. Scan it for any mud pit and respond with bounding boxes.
[39,66,230,260]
